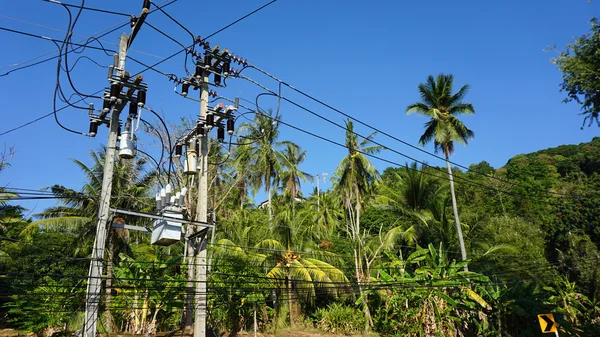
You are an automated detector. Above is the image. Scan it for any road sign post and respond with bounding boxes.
[537,314,558,335]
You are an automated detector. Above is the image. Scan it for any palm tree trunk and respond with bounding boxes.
[445,155,468,271]
[267,184,273,220]
[253,303,258,337]
[287,276,294,328]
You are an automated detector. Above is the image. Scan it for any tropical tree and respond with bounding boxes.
[20,149,155,331]
[334,118,383,330]
[276,142,313,199]
[406,73,475,270]
[212,201,349,330]
[553,17,600,127]
[240,110,284,220]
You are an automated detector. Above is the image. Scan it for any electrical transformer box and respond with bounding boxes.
[151,208,183,246]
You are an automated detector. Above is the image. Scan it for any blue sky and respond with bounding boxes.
[1,0,598,214]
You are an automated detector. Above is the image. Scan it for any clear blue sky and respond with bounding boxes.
[1,0,598,214]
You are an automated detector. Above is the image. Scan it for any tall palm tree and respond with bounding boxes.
[334,119,383,330]
[406,74,475,270]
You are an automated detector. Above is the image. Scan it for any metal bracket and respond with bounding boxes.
[187,227,209,241]
[111,222,151,233]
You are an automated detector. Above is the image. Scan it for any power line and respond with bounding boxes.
[0,0,278,138]
[42,0,131,17]
[241,64,588,199]
[221,95,571,207]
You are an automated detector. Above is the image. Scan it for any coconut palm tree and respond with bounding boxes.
[334,118,383,330]
[20,148,155,331]
[406,74,475,270]
[276,142,313,199]
[240,110,284,220]
[211,201,348,329]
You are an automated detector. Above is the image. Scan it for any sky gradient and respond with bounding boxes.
[1,0,598,214]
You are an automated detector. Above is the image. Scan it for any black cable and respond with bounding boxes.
[136,148,165,188]
[223,95,581,208]
[70,36,113,56]
[42,0,131,17]
[140,118,167,174]
[150,2,195,40]
[0,0,178,80]
[0,54,58,77]
[145,21,189,51]
[67,55,108,72]
[245,65,588,199]
[205,0,278,40]
[0,0,276,137]
[237,75,587,204]
[144,107,174,185]
[49,1,93,135]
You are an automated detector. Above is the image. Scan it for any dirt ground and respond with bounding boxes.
[0,329,373,337]
[236,329,372,337]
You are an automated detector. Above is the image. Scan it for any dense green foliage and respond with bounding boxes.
[2,119,600,336]
[554,17,600,127]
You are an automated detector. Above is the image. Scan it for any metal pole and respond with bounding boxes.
[83,33,128,337]
[194,69,210,337]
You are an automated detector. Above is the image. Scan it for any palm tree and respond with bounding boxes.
[334,119,383,330]
[276,142,313,199]
[378,163,445,213]
[21,149,155,331]
[300,191,344,243]
[240,110,284,220]
[406,74,475,270]
[211,201,348,329]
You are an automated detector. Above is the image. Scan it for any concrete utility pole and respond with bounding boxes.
[194,69,210,337]
[83,34,128,337]
[83,4,148,334]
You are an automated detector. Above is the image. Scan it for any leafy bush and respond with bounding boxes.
[313,303,365,334]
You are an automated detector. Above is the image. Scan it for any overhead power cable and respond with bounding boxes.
[0,0,279,137]
[221,95,582,207]
[42,0,131,17]
[0,0,178,78]
[241,64,586,198]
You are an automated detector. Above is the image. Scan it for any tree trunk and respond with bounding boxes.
[356,205,372,331]
[287,277,294,328]
[253,303,258,337]
[267,184,273,220]
[141,288,149,333]
[445,155,468,271]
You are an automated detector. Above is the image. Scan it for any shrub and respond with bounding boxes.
[313,303,365,334]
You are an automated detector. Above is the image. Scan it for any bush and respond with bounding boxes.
[313,303,365,334]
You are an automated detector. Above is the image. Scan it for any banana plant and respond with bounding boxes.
[373,243,492,337]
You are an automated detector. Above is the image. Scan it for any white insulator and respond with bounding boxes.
[174,192,181,206]
[165,184,172,203]
[179,187,187,206]
[170,196,176,205]
[160,188,167,209]
[155,193,161,210]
